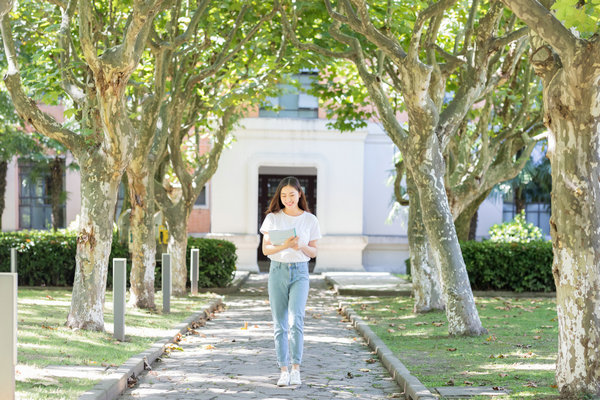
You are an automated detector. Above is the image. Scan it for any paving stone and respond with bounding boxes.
[120,275,403,399]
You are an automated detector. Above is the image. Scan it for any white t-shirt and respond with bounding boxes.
[260,211,322,263]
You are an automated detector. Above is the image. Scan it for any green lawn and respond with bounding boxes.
[349,296,560,399]
[16,287,216,399]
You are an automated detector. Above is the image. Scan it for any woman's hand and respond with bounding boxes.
[284,235,299,250]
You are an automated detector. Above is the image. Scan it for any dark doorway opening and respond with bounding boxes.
[258,174,317,273]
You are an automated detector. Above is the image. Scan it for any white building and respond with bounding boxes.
[1,87,550,273]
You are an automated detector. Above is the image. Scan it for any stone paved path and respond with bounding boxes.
[120,275,402,399]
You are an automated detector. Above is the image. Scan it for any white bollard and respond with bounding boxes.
[0,273,17,400]
[10,248,17,273]
[190,248,199,295]
[113,259,127,342]
[162,253,171,313]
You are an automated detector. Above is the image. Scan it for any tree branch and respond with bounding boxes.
[499,0,579,62]
[0,14,82,152]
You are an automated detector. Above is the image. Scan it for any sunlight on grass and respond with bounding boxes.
[16,287,217,399]
[350,295,560,399]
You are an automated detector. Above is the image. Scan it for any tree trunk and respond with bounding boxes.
[66,158,122,331]
[545,73,600,397]
[126,164,156,309]
[454,189,492,241]
[0,160,6,230]
[165,204,189,296]
[514,186,525,215]
[49,156,63,231]
[468,210,478,241]
[407,173,445,313]
[407,136,486,336]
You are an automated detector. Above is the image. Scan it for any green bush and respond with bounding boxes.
[0,231,237,288]
[188,237,237,288]
[489,210,543,243]
[461,240,554,292]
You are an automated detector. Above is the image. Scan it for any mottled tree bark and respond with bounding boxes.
[127,167,157,308]
[163,204,190,296]
[406,128,485,335]
[0,0,157,330]
[499,0,600,395]
[66,157,122,330]
[406,173,444,312]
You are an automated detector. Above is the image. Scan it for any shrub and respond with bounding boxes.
[0,231,237,288]
[488,210,543,243]
[188,237,237,288]
[461,240,554,292]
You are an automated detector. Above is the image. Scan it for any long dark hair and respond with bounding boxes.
[265,176,310,214]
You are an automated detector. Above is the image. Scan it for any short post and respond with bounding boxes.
[113,259,127,342]
[10,248,17,273]
[162,253,171,313]
[190,248,199,295]
[0,273,17,400]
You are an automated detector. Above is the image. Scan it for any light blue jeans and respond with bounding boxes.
[268,260,310,368]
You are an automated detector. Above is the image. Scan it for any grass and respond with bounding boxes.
[16,287,216,400]
[349,295,560,399]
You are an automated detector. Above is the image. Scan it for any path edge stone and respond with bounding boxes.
[339,302,437,400]
[78,297,224,400]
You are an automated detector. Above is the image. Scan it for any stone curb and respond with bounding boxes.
[198,270,251,294]
[78,297,224,400]
[339,302,437,400]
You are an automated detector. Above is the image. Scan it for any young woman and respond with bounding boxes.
[260,176,321,386]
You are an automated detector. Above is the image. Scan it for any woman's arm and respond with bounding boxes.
[296,240,318,259]
[262,233,298,256]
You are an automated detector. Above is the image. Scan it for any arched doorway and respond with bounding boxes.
[257,171,317,272]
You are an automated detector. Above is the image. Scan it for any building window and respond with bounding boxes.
[502,202,551,236]
[19,161,65,230]
[259,73,319,119]
[194,185,208,208]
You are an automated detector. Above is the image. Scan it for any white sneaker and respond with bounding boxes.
[277,370,290,386]
[289,369,301,385]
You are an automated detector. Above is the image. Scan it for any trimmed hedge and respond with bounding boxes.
[0,231,237,288]
[404,240,554,292]
[461,240,554,292]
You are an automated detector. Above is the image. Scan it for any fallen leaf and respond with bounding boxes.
[240,321,248,330]
[387,329,395,333]
[533,336,542,340]
[525,381,538,388]
[432,322,444,327]
[254,325,259,328]
[389,323,395,327]
[414,322,427,326]
[446,379,455,386]
[550,384,558,388]
[493,386,501,390]
[365,358,376,364]
[204,344,215,350]
[499,373,508,377]
[347,372,354,379]
[46,295,54,300]
[359,368,370,372]
[464,381,474,386]
[447,348,457,352]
